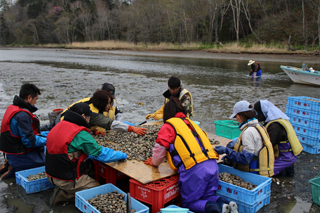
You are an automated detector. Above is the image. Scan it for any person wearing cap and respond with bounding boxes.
[144,98,238,213]
[145,76,193,121]
[248,60,262,77]
[45,103,127,207]
[40,90,147,136]
[0,83,48,180]
[101,83,123,121]
[254,100,303,177]
[215,100,274,177]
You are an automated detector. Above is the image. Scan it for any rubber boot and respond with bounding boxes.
[229,201,238,213]
[0,166,15,180]
[49,187,74,207]
[285,164,294,177]
[222,204,230,213]
[0,159,9,175]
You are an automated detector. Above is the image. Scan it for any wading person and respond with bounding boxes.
[145,76,193,121]
[40,90,147,136]
[254,100,303,177]
[0,83,48,179]
[248,60,262,78]
[45,103,127,206]
[144,98,238,213]
[215,100,274,177]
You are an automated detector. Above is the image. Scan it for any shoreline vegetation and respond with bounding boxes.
[4,41,320,55]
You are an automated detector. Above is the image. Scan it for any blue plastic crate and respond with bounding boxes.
[162,205,194,213]
[286,105,320,120]
[217,164,271,205]
[75,183,149,213]
[301,142,320,154]
[297,133,320,146]
[15,166,55,194]
[287,96,320,111]
[292,124,320,138]
[288,113,320,129]
[218,193,270,213]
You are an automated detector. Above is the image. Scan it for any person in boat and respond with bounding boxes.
[40,90,147,136]
[254,100,303,177]
[215,100,274,177]
[145,76,193,120]
[45,103,127,206]
[0,83,48,180]
[144,98,238,213]
[248,60,262,77]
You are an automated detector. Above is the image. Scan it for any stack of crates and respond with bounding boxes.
[286,96,320,154]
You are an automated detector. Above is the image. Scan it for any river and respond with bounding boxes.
[0,47,319,213]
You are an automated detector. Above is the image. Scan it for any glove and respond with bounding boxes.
[40,131,49,137]
[249,70,253,76]
[95,147,127,163]
[226,138,237,149]
[144,157,156,166]
[214,146,226,155]
[128,126,147,136]
[92,128,106,136]
[145,105,164,120]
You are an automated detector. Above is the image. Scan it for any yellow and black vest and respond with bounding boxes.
[265,119,303,158]
[233,124,274,177]
[165,89,193,117]
[165,117,218,171]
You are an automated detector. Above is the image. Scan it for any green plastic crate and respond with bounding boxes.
[309,173,320,206]
[214,120,241,139]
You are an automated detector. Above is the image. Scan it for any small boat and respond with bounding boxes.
[280,65,320,86]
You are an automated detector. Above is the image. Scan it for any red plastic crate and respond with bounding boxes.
[129,175,180,213]
[94,161,128,185]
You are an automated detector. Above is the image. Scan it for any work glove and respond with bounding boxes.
[226,138,237,149]
[92,128,106,136]
[40,131,50,137]
[214,146,227,155]
[128,126,147,136]
[95,147,127,163]
[145,105,164,120]
[144,157,156,167]
[249,70,253,76]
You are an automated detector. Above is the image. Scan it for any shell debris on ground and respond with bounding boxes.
[27,172,47,181]
[94,124,162,161]
[219,172,257,190]
[87,191,135,213]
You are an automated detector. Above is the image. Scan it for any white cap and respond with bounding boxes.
[229,100,252,119]
[248,60,255,66]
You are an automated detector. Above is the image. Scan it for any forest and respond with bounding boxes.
[0,0,320,50]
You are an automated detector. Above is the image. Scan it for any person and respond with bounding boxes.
[0,83,48,180]
[144,98,238,213]
[40,90,147,136]
[254,100,303,177]
[101,83,123,122]
[248,60,262,78]
[215,100,274,177]
[145,76,193,121]
[45,103,127,206]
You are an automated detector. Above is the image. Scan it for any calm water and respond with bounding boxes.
[0,48,319,212]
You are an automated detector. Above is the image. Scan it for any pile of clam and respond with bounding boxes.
[304,98,320,102]
[94,125,162,161]
[219,172,257,190]
[27,172,47,181]
[87,191,135,213]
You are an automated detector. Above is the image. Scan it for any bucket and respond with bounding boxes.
[48,108,64,123]
[161,208,189,213]
[309,171,320,206]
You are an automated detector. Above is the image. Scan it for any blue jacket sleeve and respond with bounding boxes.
[225,147,255,165]
[11,112,46,148]
[94,147,127,163]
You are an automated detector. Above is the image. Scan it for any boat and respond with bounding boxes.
[280,65,320,86]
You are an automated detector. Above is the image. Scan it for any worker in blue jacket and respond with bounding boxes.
[0,83,48,179]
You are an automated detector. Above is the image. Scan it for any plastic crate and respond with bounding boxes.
[214,120,241,139]
[75,183,149,213]
[216,164,271,205]
[218,193,270,213]
[309,173,320,206]
[94,161,128,185]
[15,166,55,194]
[287,96,320,111]
[288,113,320,129]
[129,175,180,213]
[286,105,320,120]
[162,205,194,213]
[301,142,320,154]
[292,124,320,138]
[297,134,320,146]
